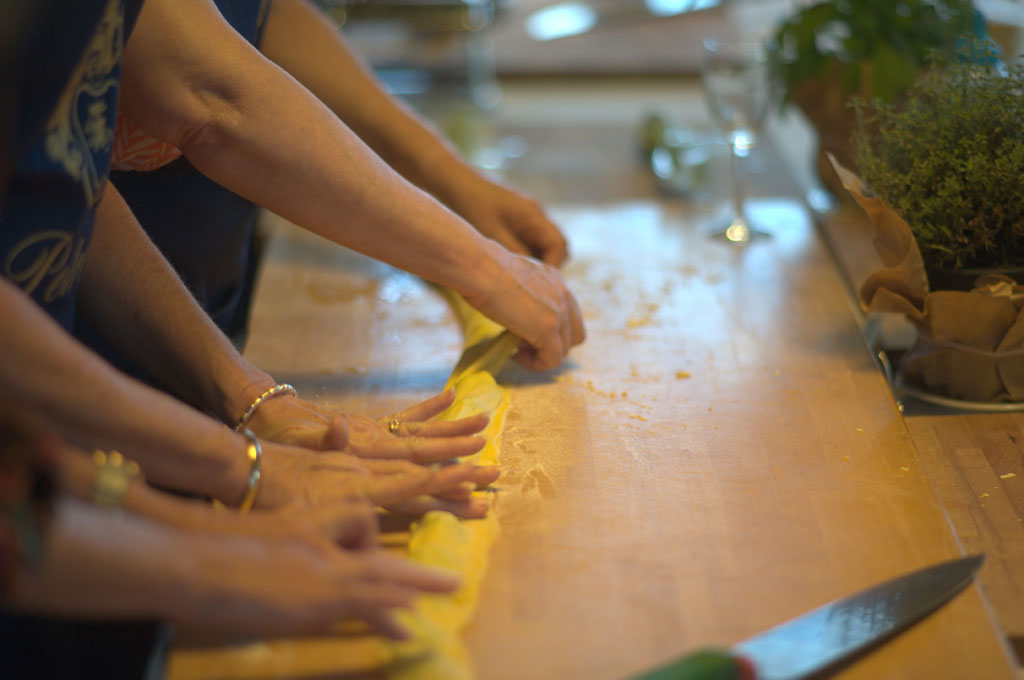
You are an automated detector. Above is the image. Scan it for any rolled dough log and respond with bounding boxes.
[167,293,512,680]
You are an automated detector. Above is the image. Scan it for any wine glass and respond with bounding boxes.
[701,37,771,242]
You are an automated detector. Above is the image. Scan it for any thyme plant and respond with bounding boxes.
[854,59,1024,271]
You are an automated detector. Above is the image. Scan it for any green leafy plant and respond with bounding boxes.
[768,0,978,104]
[854,58,1024,271]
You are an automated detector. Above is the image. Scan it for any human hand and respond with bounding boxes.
[372,458,499,519]
[249,389,488,464]
[255,442,498,519]
[254,443,418,510]
[353,458,499,519]
[178,535,458,638]
[466,246,585,372]
[215,497,380,552]
[444,175,568,266]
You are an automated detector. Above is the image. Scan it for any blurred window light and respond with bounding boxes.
[525,0,721,42]
[646,0,719,15]
[524,3,598,41]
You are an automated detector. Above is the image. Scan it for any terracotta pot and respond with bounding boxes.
[790,63,873,206]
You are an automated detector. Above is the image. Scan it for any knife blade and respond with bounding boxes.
[632,554,985,680]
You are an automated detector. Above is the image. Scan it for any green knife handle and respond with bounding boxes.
[630,648,756,680]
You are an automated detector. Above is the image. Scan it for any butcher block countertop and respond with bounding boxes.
[190,94,1020,677]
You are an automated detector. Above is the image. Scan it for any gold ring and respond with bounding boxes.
[388,417,401,436]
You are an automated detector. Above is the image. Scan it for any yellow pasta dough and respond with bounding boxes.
[382,510,499,680]
[382,296,513,679]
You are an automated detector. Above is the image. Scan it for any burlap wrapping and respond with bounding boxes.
[830,156,1024,403]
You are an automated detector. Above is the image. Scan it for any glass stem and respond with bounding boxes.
[730,143,746,223]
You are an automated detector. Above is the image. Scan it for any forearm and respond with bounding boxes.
[6,498,277,625]
[81,182,274,424]
[259,0,480,204]
[178,76,501,300]
[257,0,571,271]
[7,498,195,619]
[120,0,504,304]
[8,496,456,638]
[60,448,245,538]
[0,277,248,502]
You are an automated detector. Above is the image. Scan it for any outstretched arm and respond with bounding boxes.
[7,498,457,638]
[81,184,499,505]
[80,183,274,427]
[119,0,583,371]
[0,275,248,503]
[259,0,568,266]
[3,181,496,515]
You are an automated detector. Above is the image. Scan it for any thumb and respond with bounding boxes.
[315,500,378,550]
[318,413,350,452]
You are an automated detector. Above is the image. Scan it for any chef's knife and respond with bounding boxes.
[632,554,985,680]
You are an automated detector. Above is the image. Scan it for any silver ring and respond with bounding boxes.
[387,416,401,436]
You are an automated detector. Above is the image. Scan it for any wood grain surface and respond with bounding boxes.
[460,201,1013,679]
[225,196,1016,678]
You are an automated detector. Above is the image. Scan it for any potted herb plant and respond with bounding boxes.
[836,57,1024,403]
[853,57,1024,288]
[767,0,979,202]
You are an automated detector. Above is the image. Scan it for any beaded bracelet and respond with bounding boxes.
[237,429,263,513]
[92,450,142,509]
[233,383,297,432]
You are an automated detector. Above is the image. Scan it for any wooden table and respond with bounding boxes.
[232,114,1017,677]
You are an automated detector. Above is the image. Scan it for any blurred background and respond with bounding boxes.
[310,0,1024,207]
